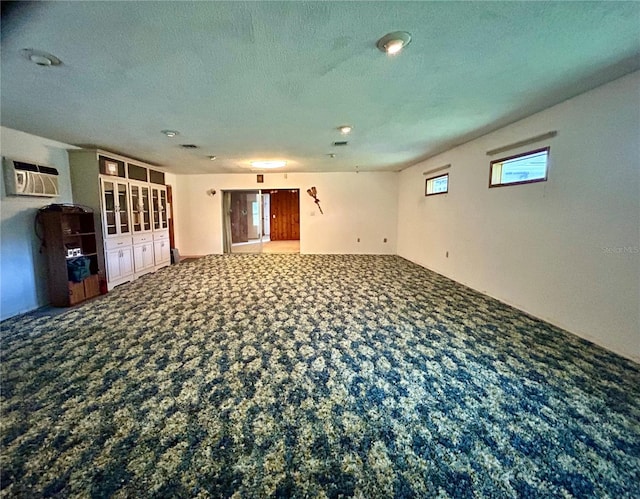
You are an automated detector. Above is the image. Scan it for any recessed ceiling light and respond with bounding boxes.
[209,155,217,161]
[376,31,412,55]
[21,49,62,66]
[251,160,286,169]
[162,130,179,137]
[338,125,353,134]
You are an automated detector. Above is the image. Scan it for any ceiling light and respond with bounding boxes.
[376,31,412,55]
[385,40,404,55]
[162,130,179,137]
[30,55,53,66]
[209,155,217,161]
[338,125,353,134]
[21,49,62,67]
[251,160,286,169]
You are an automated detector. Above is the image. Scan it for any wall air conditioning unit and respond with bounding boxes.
[3,158,60,197]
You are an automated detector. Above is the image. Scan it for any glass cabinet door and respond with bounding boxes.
[151,187,168,231]
[130,184,152,233]
[152,188,160,230]
[101,178,131,237]
[131,185,141,233]
[102,180,117,235]
[159,189,168,229]
[141,187,151,231]
[117,183,130,234]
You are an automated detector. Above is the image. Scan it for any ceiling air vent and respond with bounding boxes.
[333,141,348,146]
[180,144,198,149]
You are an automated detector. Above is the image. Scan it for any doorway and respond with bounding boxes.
[223,189,300,254]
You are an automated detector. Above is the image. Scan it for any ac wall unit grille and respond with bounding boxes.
[3,158,60,197]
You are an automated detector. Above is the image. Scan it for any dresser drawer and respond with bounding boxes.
[133,233,153,245]
[105,235,133,250]
[153,229,169,241]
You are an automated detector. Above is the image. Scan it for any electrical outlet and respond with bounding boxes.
[383,238,387,243]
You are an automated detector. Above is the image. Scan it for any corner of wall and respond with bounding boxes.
[0,127,75,320]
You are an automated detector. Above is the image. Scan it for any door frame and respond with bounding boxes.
[221,188,301,253]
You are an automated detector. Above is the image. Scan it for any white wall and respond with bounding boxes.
[397,72,640,362]
[0,127,75,320]
[173,172,398,256]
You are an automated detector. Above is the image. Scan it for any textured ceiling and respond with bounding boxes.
[1,1,639,174]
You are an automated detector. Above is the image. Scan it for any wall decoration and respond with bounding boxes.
[306,186,323,214]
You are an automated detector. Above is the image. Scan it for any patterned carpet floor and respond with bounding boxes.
[1,254,639,498]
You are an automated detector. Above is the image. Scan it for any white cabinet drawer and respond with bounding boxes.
[153,229,169,241]
[133,233,153,245]
[105,235,133,250]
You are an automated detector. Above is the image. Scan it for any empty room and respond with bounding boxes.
[1,1,639,497]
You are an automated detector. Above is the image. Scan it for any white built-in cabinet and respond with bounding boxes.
[68,150,171,291]
[153,232,171,267]
[151,186,169,231]
[130,182,152,233]
[106,239,135,282]
[101,178,132,237]
[133,234,155,277]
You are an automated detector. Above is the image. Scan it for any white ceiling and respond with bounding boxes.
[1,1,639,174]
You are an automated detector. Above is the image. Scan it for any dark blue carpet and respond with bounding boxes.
[1,255,639,497]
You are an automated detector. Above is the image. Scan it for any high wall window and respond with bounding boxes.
[425,173,448,196]
[489,147,549,187]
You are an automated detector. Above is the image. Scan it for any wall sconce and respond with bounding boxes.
[206,189,217,197]
[306,186,324,214]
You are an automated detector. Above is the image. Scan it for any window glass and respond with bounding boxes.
[490,148,549,187]
[425,173,448,196]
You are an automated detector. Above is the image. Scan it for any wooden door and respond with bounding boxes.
[167,185,175,247]
[269,189,300,240]
[230,192,249,243]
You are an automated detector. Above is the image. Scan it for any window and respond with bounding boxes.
[425,173,448,196]
[490,147,549,187]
